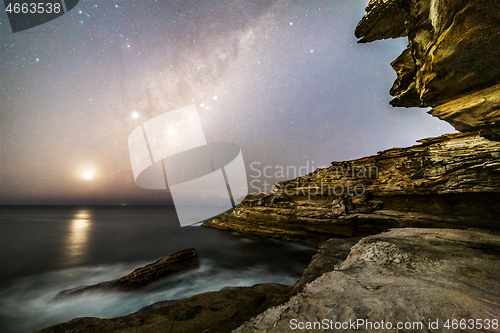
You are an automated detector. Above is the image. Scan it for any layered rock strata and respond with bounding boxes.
[204,132,500,242]
[233,228,500,333]
[355,0,500,140]
[52,248,198,301]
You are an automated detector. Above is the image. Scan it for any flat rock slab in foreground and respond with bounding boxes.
[52,248,198,301]
[233,228,500,333]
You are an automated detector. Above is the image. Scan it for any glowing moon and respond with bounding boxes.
[132,112,139,119]
[82,172,94,180]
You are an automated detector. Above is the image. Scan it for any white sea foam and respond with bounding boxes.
[0,259,301,332]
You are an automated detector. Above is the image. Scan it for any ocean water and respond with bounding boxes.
[0,206,317,332]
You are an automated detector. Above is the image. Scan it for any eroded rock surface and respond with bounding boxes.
[355,0,500,140]
[429,83,500,141]
[204,132,500,242]
[52,248,198,301]
[233,228,500,333]
[291,237,361,294]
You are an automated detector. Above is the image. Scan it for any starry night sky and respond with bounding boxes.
[0,0,455,205]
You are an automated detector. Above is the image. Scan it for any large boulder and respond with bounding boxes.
[233,228,500,332]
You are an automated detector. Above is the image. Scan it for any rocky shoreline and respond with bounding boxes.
[37,227,500,333]
[38,282,296,333]
[36,0,500,331]
[234,228,500,333]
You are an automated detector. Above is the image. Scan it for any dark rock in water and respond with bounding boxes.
[52,248,198,301]
[37,283,293,333]
[203,132,500,242]
[234,228,500,333]
[115,248,198,290]
[355,0,500,140]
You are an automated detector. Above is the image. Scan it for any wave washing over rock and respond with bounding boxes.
[51,248,199,301]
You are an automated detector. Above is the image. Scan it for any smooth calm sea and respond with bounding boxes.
[0,206,317,333]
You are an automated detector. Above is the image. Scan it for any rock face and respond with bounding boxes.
[52,248,198,301]
[291,237,361,294]
[355,0,500,140]
[233,228,500,333]
[430,84,500,141]
[38,283,293,333]
[203,132,500,242]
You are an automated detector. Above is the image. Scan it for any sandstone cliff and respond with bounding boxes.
[355,0,500,140]
[203,132,500,243]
